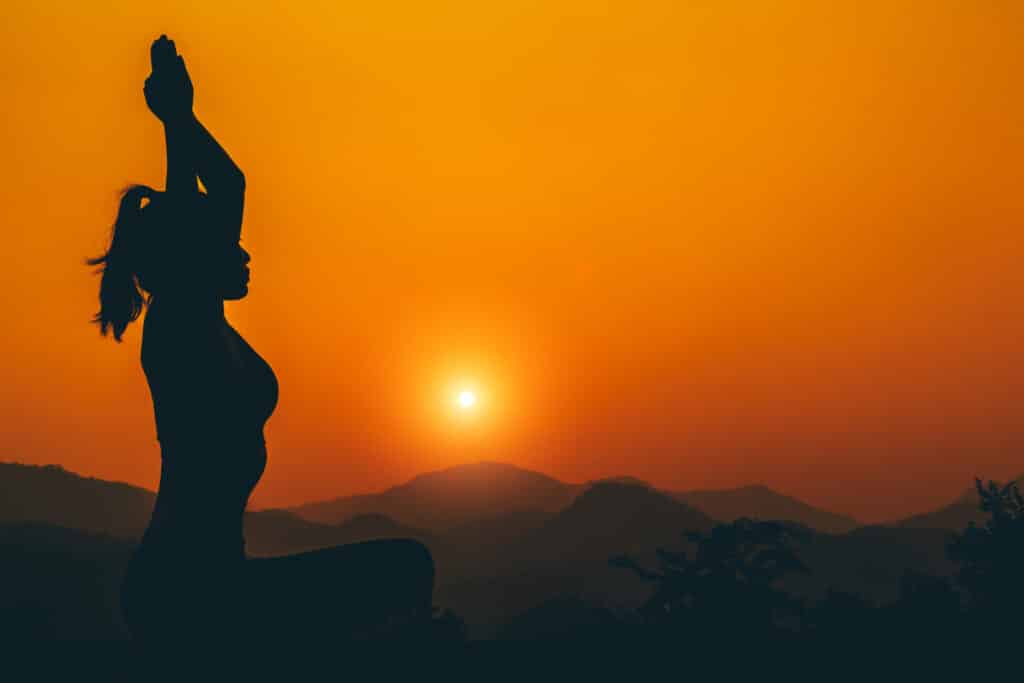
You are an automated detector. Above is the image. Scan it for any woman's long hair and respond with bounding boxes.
[87,185,157,341]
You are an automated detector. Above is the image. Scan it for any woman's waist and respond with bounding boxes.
[157,433,267,476]
[149,470,261,529]
[157,427,266,450]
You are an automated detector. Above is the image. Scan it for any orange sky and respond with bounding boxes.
[1,1,1021,522]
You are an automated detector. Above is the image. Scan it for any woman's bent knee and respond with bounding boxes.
[398,539,434,574]
[379,539,435,607]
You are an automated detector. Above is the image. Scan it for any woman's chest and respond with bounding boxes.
[221,325,279,423]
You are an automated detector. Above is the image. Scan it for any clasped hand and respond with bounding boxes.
[144,35,193,124]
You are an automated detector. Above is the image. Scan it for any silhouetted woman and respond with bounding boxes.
[89,36,434,651]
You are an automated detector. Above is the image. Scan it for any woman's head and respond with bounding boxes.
[87,186,251,341]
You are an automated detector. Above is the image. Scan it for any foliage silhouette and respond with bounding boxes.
[947,478,1024,627]
[611,518,811,639]
[608,480,1022,650]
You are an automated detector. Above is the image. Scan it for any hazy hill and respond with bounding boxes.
[243,510,433,557]
[437,483,715,635]
[674,485,859,534]
[290,461,583,529]
[0,462,155,538]
[524,482,715,568]
[440,508,552,573]
[895,499,985,531]
[893,473,1022,530]
[787,525,957,604]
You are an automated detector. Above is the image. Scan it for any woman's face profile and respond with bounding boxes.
[141,197,251,301]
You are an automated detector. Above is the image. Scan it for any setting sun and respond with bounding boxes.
[449,381,484,419]
[457,390,478,410]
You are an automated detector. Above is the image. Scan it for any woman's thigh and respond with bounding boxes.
[244,538,435,638]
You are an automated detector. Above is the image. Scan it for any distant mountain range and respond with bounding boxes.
[673,484,859,534]
[5,459,1011,541]
[7,459,1013,542]
[288,461,861,533]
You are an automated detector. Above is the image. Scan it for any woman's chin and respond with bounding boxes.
[223,284,249,301]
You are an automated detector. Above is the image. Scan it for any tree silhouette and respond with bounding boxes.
[611,518,810,639]
[947,478,1024,623]
[885,569,963,646]
[806,588,877,640]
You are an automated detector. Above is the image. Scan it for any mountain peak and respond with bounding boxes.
[291,461,580,529]
[560,481,712,528]
[406,461,563,485]
[675,484,859,533]
[585,475,651,488]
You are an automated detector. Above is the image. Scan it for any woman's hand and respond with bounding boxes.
[144,35,194,124]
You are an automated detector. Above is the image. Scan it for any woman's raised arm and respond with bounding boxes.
[145,35,245,236]
[154,112,246,239]
[178,114,246,237]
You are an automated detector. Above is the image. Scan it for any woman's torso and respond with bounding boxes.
[137,299,278,559]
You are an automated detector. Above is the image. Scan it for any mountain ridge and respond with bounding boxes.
[286,460,861,533]
[674,484,859,534]
[892,472,1023,531]
[12,458,1001,536]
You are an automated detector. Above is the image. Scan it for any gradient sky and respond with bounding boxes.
[1,1,1021,521]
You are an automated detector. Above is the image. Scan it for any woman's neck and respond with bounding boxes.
[149,294,225,323]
